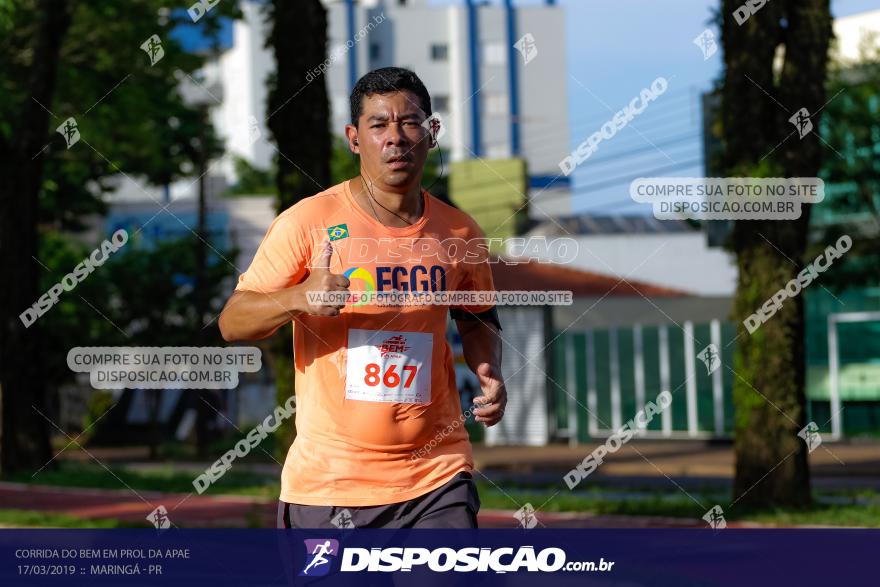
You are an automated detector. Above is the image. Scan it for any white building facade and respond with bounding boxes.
[210,0,572,216]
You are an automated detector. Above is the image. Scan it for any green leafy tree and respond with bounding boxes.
[331,136,362,185]
[227,156,278,196]
[814,37,880,288]
[37,231,236,455]
[0,0,236,473]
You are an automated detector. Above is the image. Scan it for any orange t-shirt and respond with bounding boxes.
[235,179,496,506]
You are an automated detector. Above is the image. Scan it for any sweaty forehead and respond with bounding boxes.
[361,91,425,119]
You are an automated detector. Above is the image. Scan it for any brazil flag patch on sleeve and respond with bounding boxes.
[327,224,349,241]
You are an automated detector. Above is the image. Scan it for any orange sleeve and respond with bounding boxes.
[235,209,312,293]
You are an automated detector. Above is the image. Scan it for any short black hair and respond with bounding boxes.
[350,67,432,127]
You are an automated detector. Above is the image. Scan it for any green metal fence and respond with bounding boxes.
[549,320,738,442]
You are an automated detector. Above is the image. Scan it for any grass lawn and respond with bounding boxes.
[6,463,879,527]
[476,483,880,527]
[7,462,279,498]
[0,509,146,529]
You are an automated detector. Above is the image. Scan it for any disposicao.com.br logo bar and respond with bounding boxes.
[301,541,615,575]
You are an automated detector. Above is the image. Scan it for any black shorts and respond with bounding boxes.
[277,471,480,529]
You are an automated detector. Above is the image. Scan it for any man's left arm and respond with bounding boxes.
[455,312,507,427]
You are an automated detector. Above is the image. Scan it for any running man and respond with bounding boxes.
[219,67,507,529]
[302,541,335,575]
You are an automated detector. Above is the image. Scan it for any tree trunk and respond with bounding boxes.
[720,0,832,508]
[265,0,332,210]
[194,106,211,458]
[264,0,332,457]
[0,0,72,474]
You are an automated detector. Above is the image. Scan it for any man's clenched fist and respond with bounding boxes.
[295,240,350,316]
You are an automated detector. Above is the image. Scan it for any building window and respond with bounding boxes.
[433,95,449,112]
[486,143,509,159]
[483,93,506,116]
[430,43,448,61]
[370,43,381,60]
[483,42,506,66]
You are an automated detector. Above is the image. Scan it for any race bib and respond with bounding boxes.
[345,329,432,403]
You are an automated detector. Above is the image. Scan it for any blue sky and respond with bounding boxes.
[179,0,878,217]
[556,0,880,215]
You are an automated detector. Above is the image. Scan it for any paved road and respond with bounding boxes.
[62,440,880,482]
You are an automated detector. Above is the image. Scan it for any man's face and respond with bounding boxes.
[347,90,431,190]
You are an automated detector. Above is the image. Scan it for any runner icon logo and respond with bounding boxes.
[300,539,340,577]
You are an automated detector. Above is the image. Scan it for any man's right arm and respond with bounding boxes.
[219,241,349,341]
[218,288,300,342]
